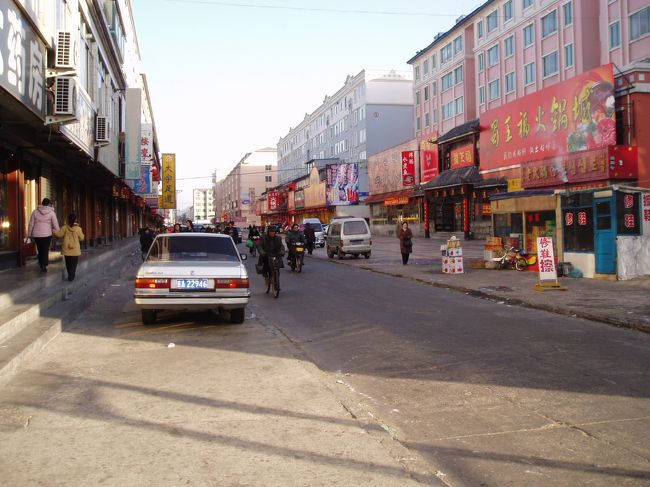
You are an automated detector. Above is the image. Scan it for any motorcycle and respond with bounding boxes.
[288,241,305,273]
[495,246,537,271]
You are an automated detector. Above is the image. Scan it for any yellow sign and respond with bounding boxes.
[508,178,523,193]
[160,153,176,209]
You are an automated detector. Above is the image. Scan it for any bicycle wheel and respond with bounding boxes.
[296,255,303,273]
[265,271,271,293]
[272,268,280,298]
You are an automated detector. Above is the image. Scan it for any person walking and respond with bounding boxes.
[303,222,316,255]
[27,197,60,272]
[398,221,413,265]
[139,227,155,260]
[54,213,84,281]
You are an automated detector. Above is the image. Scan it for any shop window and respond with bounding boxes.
[526,211,556,253]
[616,192,640,235]
[563,208,594,251]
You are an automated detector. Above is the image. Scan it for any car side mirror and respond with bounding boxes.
[240,254,247,261]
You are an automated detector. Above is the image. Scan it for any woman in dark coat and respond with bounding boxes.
[398,221,413,265]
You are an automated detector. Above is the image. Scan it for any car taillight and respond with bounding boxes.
[135,278,171,289]
[215,278,249,289]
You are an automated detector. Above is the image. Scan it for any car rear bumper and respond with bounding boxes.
[135,295,249,310]
[340,245,371,254]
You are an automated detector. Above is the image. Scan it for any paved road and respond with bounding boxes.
[250,252,650,486]
[0,246,649,486]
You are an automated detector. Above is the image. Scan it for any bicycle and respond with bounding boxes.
[264,254,282,298]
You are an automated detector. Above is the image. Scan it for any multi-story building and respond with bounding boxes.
[403,0,650,278]
[214,148,277,226]
[0,0,161,269]
[276,69,414,191]
[192,189,214,223]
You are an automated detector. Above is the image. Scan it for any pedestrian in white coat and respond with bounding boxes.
[27,198,60,272]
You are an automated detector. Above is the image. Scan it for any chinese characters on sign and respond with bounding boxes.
[141,124,153,163]
[401,151,416,186]
[521,147,612,188]
[450,144,474,169]
[385,196,409,206]
[420,149,439,183]
[0,0,47,118]
[537,237,557,281]
[160,154,176,209]
[268,191,279,211]
[480,64,616,171]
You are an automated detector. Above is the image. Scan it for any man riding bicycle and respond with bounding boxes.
[258,225,285,278]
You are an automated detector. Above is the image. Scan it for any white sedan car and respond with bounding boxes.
[134,233,250,324]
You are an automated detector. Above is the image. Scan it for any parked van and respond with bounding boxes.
[302,218,325,247]
[325,217,371,259]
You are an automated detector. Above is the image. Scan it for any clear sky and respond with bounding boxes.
[131,0,486,210]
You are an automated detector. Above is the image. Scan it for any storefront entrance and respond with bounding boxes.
[435,202,455,231]
[594,198,616,274]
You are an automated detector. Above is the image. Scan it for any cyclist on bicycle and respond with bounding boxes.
[258,225,285,278]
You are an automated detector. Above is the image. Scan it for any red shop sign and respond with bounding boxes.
[401,151,416,186]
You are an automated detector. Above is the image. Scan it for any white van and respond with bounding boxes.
[302,218,325,247]
[325,217,371,259]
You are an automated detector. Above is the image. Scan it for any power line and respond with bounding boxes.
[163,0,468,17]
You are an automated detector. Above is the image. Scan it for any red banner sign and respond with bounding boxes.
[480,64,616,171]
[450,143,474,169]
[420,148,439,183]
[268,191,279,211]
[401,151,416,186]
[521,146,637,188]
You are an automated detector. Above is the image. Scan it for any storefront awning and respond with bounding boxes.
[363,189,416,205]
[437,119,480,144]
[490,189,555,201]
[420,166,481,190]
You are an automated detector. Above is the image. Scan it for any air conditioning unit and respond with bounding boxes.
[95,116,110,143]
[55,31,77,69]
[53,76,77,115]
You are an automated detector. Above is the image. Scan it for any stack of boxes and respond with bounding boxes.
[441,236,464,274]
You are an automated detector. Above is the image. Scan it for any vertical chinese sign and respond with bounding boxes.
[134,124,153,197]
[160,154,176,209]
[325,163,359,206]
[125,88,142,179]
[268,191,279,211]
[536,237,557,281]
[420,147,439,183]
[401,151,416,186]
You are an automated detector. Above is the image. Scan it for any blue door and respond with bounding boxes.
[594,198,616,274]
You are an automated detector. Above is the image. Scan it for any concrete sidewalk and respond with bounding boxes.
[312,234,650,333]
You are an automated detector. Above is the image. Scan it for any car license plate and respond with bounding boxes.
[173,278,211,290]
[295,247,304,252]
[351,239,363,244]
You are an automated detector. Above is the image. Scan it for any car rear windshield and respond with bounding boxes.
[343,221,368,235]
[147,236,240,262]
[308,223,323,232]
